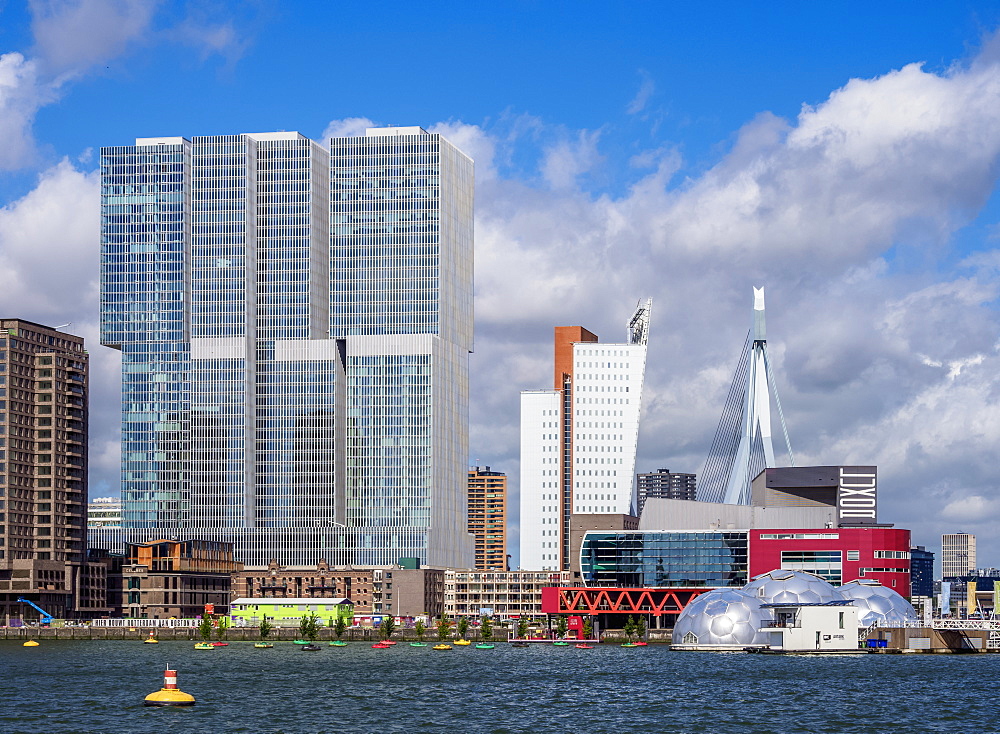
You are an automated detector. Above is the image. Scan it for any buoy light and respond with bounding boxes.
[143,667,196,707]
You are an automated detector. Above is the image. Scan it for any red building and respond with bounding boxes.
[749,527,911,596]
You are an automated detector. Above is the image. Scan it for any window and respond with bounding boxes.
[847,551,859,561]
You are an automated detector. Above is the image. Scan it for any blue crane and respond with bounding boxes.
[16,597,54,624]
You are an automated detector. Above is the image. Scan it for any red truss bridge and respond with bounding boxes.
[541,587,711,616]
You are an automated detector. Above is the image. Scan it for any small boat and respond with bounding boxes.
[475,643,495,649]
[292,639,310,645]
[454,639,471,646]
[553,641,570,646]
[143,636,158,644]
[634,641,648,646]
[254,642,274,648]
[575,644,594,649]
[510,641,529,648]
[23,640,39,647]
[301,644,321,651]
[329,641,348,647]
[621,643,639,648]
[372,643,391,649]
[380,640,397,646]
[194,642,215,650]
[410,642,428,647]
[210,642,229,647]
[432,644,452,651]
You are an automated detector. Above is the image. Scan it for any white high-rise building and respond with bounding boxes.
[942,532,976,579]
[97,126,475,568]
[519,301,650,571]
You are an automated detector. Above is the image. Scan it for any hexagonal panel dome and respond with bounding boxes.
[838,579,919,627]
[744,569,841,605]
[672,588,773,647]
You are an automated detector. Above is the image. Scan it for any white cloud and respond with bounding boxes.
[30,0,158,77]
[321,117,377,142]
[626,70,655,114]
[540,129,604,190]
[0,52,51,169]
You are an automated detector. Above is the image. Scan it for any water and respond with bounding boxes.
[1,640,996,733]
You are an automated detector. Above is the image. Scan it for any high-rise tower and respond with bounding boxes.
[98,126,474,567]
[519,300,650,571]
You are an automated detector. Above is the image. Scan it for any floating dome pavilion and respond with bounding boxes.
[743,569,841,605]
[838,579,919,627]
[672,588,773,648]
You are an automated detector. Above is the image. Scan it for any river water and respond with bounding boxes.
[1,640,995,733]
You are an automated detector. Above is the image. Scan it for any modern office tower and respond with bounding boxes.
[910,546,935,598]
[0,319,88,621]
[636,468,696,516]
[519,301,651,571]
[942,532,977,579]
[467,466,507,571]
[99,126,474,568]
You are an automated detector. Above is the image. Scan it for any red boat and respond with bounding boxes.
[634,642,648,646]
[575,644,594,649]
[372,643,391,649]
[210,642,229,647]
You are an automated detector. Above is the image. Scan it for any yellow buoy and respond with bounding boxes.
[143,635,158,644]
[144,668,196,707]
[23,640,39,647]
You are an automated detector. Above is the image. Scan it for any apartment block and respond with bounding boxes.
[467,466,507,571]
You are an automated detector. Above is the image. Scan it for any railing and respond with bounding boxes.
[90,618,199,628]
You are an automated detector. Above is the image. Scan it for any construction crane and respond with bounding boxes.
[16,597,54,625]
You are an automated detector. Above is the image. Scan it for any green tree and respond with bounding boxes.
[436,615,453,641]
[555,615,568,639]
[259,618,273,640]
[414,619,426,642]
[456,616,469,639]
[215,616,229,640]
[623,615,637,640]
[582,617,594,640]
[198,616,213,641]
[635,615,646,640]
[516,617,529,640]
[480,615,493,642]
[379,615,396,640]
[333,615,347,640]
[299,611,321,641]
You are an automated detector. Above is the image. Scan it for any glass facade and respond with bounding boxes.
[98,128,474,567]
[580,531,748,588]
[780,550,843,584]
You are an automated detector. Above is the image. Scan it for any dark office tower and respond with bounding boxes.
[910,546,935,598]
[0,319,88,621]
[636,468,696,516]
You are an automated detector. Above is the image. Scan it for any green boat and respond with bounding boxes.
[292,639,310,645]
[475,643,495,649]
[410,642,428,647]
[194,642,215,650]
[621,643,639,648]
[254,643,274,648]
[553,641,570,646]
[329,641,348,647]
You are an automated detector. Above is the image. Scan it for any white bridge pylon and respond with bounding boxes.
[720,287,794,505]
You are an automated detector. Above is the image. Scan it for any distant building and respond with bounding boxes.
[910,546,935,598]
[520,301,651,571]
[120,539,242,619]
[0,319,95,622]
[636,469,696,516]
[942,533,976,579]
[467,467,507,571]
[444,569,570,621]
[568,513,639,583]
[87,497,122,528]
[232,560,443,619]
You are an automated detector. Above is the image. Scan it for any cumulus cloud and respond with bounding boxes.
[626,69,655,114]
[0,52,52,169]
[540,129,604,190]
[30,0,158,76]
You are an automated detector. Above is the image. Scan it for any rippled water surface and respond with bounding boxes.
[1,640,996,733]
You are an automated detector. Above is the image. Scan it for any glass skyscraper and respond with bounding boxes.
[98,126,474,567]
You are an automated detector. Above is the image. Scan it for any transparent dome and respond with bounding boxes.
[672,588,773,647]
[743,569,841,605]
[838,579,919,627]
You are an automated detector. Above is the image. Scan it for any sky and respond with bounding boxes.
[2,0,1000,571]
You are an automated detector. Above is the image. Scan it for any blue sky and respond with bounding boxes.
[3,0,1000,569]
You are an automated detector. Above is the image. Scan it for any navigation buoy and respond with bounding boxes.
[143,667,196,707]
[23,640,39,647]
